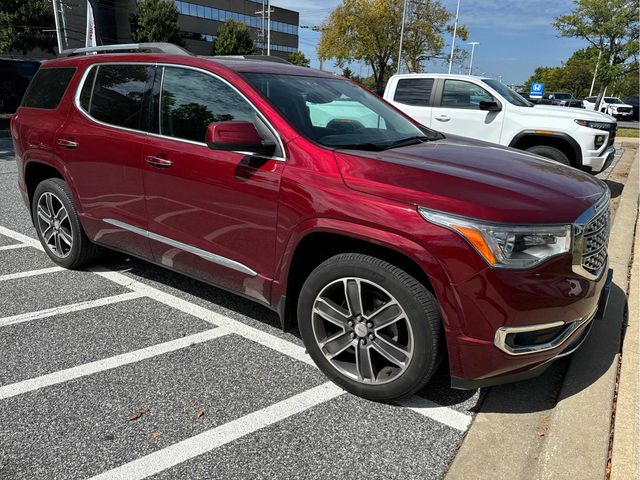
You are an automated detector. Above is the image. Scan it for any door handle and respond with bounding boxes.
[146,155,173,168]
[435,115,451,122]
[57,138,79,148]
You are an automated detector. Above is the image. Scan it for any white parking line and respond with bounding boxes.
[90,382,344,480]
[0,243,29,251]
[0,225,472,434]
[0,292,144,328]
[91,267,315,367]
[0,327,231,400]
[0,266,64,281]
[397,396,472,432]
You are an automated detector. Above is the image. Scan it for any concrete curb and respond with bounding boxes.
[610,165,640,479]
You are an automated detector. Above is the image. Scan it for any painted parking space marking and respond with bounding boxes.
[89,382,345,480]
[398,396,472,432]
[0,291,145,328]
[0,265,64,281]
[0,243,30,251]
[0,327,230,400]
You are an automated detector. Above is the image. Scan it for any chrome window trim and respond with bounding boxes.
[73,61,286,162]
[571,190,611,280]
[494,307,598,356]
[103,218,257,276]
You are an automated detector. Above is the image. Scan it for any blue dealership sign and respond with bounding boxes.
[530,82,545,98]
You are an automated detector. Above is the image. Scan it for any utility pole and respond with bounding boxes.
[397,0,408,74]
[467,41,479,75]
[51,0,63,54]
[267,0,272,56]
[589,50,602,97]
[447,0,461,74]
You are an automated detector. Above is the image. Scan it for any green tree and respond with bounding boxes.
[288,51,310,67]
[211,20,255,55]
[554,0,639,107]
[318,0,467,91]
[0,0,55,54]
[130,0,184,45]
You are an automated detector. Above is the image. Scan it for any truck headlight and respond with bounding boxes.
[574,119,612,129]
[418,208,572,269]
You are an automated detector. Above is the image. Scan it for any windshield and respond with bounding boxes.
[605,97,624,104]
[243,73,441,150]
[482,79,532,107]
[554,93,573,99]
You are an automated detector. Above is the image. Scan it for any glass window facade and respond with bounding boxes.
[175,1,298,36]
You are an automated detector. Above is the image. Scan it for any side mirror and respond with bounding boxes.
[479,100,502,112]
[205,121,275,156]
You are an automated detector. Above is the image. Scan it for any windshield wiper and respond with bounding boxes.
[382,135,430,149]
[333,143,387,151]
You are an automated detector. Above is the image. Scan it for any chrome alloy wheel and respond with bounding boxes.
[36,191,73,258]
[311,277,414,385]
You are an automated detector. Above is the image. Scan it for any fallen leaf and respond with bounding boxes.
[128,408,149,421]
[196,410,205,418]
[536,428,546,437]
[151,431,161,440]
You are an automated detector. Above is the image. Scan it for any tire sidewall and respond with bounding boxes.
[32,179,85,268]
[298,257,438,401]
[526,145,570,166]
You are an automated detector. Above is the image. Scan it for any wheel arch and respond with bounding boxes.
[24,161,65,207]
[509,131,582,167]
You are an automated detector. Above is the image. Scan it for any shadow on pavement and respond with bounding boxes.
[606,180,624,198]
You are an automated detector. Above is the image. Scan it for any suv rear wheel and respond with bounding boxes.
[298,253,441,401]
[32,178,101,269]
[525,145,570,166]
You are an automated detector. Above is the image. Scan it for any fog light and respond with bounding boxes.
[595,135,605,148]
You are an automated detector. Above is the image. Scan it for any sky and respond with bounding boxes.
[273,0,588,85]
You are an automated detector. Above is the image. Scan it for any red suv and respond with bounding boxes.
[11,44,612,401]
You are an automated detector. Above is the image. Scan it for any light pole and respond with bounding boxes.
[467,41,479,75]
[397,0,408,74]
[51,0,63,54]
[267,0,271,56]
[447,0,461,74]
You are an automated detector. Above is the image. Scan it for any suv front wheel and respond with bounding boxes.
[298,253,441,401]
[525,145,571,166]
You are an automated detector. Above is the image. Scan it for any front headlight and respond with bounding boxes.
[574,119,612,129]
[418,208,572,269]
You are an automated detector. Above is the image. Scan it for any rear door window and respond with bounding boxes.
[82,64,155,130]
[21,67,76,109]
[393,78,434,106]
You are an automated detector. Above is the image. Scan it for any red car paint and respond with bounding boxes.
[11,53,610,388]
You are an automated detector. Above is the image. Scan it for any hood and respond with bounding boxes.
[334,134,608,224]
[531,104,615,122]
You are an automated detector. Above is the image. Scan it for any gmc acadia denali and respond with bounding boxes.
[11,44,612,401]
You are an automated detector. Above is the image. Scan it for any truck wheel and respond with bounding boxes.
[525,145,571,166]
[298,253,441,401]
[32,178,102,269]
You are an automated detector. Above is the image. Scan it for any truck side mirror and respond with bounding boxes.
[479,101,502,112]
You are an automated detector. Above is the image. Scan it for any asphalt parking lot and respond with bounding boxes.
[0,136,481,479]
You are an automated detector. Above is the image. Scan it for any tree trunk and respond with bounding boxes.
[594,84,607,112]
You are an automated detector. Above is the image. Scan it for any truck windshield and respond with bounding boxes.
[604,97,624,104]
[482,79,533,107]
[243,73,442,150]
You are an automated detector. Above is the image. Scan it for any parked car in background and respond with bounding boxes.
[623,95,639,120]
[11,44,612,400]
[538,92,585,109]
[0,58,40,120]
[384,73,616,173]
[584,96,634,119]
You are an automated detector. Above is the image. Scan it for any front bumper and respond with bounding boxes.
[451,268,612,389]
[583,146,615,173]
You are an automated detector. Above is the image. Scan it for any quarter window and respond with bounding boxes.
[441,80,494,109]
[159,67,274,147]
[83,64,155,130]
[393,78,434,106]
[21,67,76,109]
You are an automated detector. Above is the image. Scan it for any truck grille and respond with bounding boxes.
[617,107,631,113]
[578,197,611,276]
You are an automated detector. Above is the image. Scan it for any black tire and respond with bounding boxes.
[525,145,571,166]
[298,253,441,401]
[31,178,101,269]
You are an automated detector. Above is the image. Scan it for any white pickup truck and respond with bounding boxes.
[383,73,617,173]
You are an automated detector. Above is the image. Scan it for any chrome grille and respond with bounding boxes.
[574,194,611,277]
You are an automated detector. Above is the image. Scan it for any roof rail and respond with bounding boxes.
[207,55,291,64]
[60,43,193,57]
